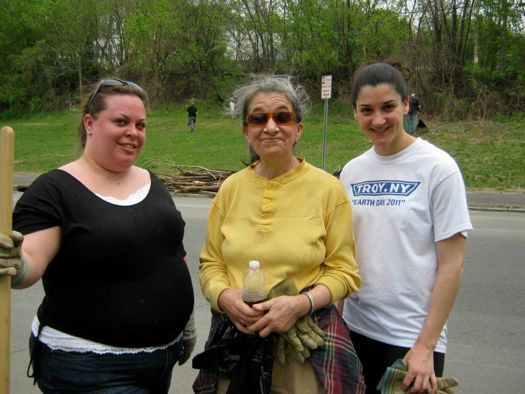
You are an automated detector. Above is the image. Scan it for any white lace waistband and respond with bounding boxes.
[32,316,182,355]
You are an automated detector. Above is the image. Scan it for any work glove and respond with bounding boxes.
[0,231,23,277]
[435,377,459,394]
[274,330,310,364]
[377,359,459,394]
[268,278,325,364]
[178,310,197,365]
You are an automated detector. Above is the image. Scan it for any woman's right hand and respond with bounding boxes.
[0,231,23,277]
[218,288,265,334]
[14,227,60,288]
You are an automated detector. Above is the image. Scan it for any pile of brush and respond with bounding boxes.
[157,165,235,197]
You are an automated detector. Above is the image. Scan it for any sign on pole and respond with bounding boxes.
[321,75,332,100]
[321,75,332,170]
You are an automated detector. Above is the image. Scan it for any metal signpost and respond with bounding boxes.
[321,75,332,170]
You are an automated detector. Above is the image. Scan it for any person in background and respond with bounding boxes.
[229,95,236,118]
[193,74,365,394]
[404,91,420,135]
[1,78,196,393]
[187,101,198,132]
[338,62,472,394]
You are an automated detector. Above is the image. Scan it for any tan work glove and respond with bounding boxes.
[268,278,325,364]
[435,377,459,394]
[178,310,197,365]
[377,359,459,394]
[0,231,23,277]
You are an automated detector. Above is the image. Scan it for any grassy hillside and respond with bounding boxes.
[3,105,524,191]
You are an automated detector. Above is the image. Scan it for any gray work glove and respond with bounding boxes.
[268,278,325,364]
[295,313,325,348]
[178,310,197,365]
[0,231,23,277]
[275,330,310,364]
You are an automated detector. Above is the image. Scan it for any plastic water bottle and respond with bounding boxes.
[242,260,266,305]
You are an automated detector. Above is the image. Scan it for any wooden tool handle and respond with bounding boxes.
[0,126,14,394]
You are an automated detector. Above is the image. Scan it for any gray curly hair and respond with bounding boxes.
[231,74,311,126]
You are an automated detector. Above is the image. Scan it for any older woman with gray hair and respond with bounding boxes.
[193,74,365,393]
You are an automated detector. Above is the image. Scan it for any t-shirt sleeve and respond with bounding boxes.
[13,173,63,235]
[199,197,231,312]
[316,194,361,302]
[431,168,473,242]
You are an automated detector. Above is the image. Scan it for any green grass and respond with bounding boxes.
[2,105,524,191]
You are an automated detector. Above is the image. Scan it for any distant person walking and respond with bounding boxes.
[187,102,197,132]
[404,91,420,135]
[229,95,236,118]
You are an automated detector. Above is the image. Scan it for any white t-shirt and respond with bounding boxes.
[340,138,472,352]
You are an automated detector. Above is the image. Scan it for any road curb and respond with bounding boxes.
[12,174,525,213]
[468,206,525,214]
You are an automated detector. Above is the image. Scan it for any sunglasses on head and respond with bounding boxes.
[245,111,299,126]
[87,79,144,113]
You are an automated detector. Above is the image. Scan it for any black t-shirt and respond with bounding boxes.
[13,170,194,347]
[187,105,197,118]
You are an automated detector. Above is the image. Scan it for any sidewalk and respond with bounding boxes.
[12,173,525,212]
[466,190,525,213]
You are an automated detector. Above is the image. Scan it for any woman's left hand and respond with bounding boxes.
[401,233,466,393]
[401,343,438,394]
[247,294,310,337]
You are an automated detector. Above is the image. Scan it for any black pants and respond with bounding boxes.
[350,331,444,394]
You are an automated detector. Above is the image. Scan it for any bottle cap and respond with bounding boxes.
[248,260,260,269]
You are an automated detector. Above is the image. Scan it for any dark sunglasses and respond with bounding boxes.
[245,111,299,126]
[87,79,144,113]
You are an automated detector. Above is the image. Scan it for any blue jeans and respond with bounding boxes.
[404,114,419,135]
[29,334,183,393]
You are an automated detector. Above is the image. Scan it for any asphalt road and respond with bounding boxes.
[7,193,525,393]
